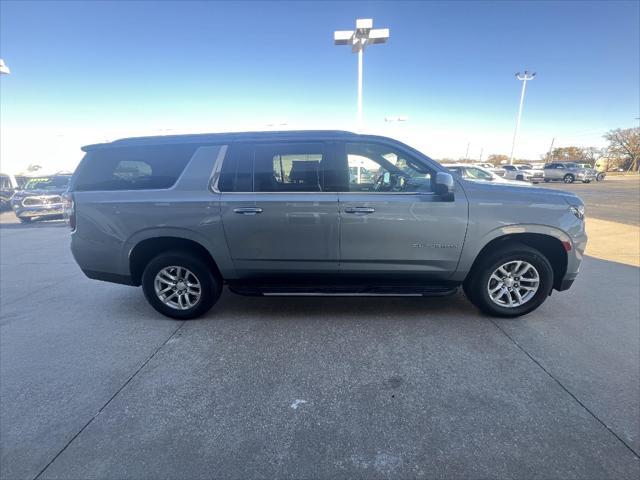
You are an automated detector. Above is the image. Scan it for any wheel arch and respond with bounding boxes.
[129,236,222,286]
[463,228,569,290]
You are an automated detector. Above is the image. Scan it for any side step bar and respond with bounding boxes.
[228,284,459,297]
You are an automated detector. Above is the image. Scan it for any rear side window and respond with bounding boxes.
[254,144,325,192]
[73,144,197,191]
[218,142,328,193]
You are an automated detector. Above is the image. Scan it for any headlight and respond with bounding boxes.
[570,205,585,220]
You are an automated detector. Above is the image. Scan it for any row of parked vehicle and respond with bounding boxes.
[444,162,604,184]
[0,172,72,223]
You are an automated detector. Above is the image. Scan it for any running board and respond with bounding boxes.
[228,284,459,297]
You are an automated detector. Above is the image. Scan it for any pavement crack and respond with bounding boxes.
[487,317,640,459]
[32,321,186,480]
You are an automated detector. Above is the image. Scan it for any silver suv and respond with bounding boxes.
[543,162,597,183]
[66,131,587,319]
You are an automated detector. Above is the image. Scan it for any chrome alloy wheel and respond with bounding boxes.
[487,260,540,308]
[154,266,202,310]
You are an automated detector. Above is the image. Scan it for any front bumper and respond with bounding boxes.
[13,204,65,219]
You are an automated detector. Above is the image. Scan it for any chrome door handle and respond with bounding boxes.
[233,207,263,215]
[344,207,375,214]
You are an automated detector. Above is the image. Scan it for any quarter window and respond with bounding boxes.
[74,144,197,191]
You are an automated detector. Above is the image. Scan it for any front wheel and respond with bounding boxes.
[563,174,575,184]
[142,250,221,319]
[543,178,551,183]
[596,172,606,181]
[18,217,32,224]
[463,243,554,317]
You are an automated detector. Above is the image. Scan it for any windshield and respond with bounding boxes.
[23,176,71,191]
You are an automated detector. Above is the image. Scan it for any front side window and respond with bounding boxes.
[254,144,325,192]
[345,142,432,193]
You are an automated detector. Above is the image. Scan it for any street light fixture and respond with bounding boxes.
[509,70,536,164]
[334,19,389,129]
[0,59,10,75]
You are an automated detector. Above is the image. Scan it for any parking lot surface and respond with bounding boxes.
[1,177,639,479]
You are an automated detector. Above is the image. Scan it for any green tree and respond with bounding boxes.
[604,127,640,171]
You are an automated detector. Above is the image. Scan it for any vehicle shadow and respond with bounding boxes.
[208,288,478,322]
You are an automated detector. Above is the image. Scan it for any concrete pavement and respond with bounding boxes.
[1,219,638,479]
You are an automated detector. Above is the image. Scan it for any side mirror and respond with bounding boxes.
[434,172,455,199]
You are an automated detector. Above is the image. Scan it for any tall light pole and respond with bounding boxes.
[509,70,536,164]
[334,19,389,130]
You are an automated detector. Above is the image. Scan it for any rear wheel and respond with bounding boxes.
[563,174,575,183]
[463,243,554,317]
[596,172,605,181]
[18,217,32,224]
[543,178,551,183]
[142,250,221,319]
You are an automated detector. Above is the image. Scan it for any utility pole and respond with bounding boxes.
[546,137,555,163]
[509,70,536,164]
[334,19,389,130]
[465,142,470,160]
[479,148,484,162]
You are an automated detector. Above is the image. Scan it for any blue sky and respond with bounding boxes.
[1,0,638,172]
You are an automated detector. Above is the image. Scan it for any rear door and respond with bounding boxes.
[335,141,468,280]
[218,142,340,279]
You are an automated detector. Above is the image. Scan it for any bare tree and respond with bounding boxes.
[604,127,640,171]
[487,154,509,166]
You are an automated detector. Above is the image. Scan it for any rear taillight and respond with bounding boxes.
[62,192,76,231]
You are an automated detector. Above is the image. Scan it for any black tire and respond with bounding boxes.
[582,180,591,183]
[516,175,524,181]
[18,217,32,224]
[563,174,575,184]
[463,243,554,318]
[596,172,605,181]
[141,250,221,319]
[543,178,551,183]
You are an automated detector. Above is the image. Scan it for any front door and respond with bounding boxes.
[336,141,468,281]
[219,142,340,279]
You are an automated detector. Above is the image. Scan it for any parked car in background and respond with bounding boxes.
[11,173,72,223]
[443,164,521,184]
[1,173,19,211]
[502,165,544,183]
[577,162,606,181]
[543,162,597,184]
[474,162,505,177]
[67,130,587,320]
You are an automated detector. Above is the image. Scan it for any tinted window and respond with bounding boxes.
[218,143,253,192]
[74,144,197,191]
[345,142,432,193]
[254,143,325,192]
